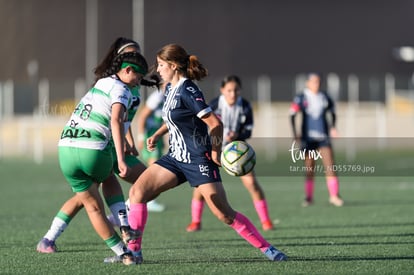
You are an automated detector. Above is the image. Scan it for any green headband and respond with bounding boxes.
[121,62,147,75]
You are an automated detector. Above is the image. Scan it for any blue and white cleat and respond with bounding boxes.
[36,238,57,253]
[263,246,288,261]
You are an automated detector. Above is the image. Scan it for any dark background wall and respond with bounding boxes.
[1,0,414,107]
[144,0,414,77]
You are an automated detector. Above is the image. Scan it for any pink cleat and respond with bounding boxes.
[186,222,201,232]
[262,220,274,231]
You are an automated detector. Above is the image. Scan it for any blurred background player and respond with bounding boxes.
[36,38,155,255]
[289,73,344,207]
[186,75,274,232]
[135,82,167,212]
[121,44,286,264]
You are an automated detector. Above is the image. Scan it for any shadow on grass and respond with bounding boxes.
[148,239,414,252]
[136,255,414,265]
[281,221,414,230]
[183,221,414,233]
[289,255,414,262]
[278,232,414,240]
[339,199,414,207]
[278,240,414,247]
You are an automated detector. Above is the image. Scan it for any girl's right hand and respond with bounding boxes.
[146,135,158,152]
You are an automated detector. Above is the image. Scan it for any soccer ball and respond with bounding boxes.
[221,141,256,176]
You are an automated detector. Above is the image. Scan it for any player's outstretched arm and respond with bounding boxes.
[147,123,168,151]
[202,112,223,166]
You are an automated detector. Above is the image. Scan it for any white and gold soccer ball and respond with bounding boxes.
[221,141,256,176]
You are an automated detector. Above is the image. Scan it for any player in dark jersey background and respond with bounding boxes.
[186,75,275,232]
[290,73,344,207]
[126,44,287,263]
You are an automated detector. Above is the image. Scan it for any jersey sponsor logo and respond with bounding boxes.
[199,164,210,176]
[240,114,246,123]
[186,86,197,93]
[130,96,140,110]
[69,119,79,128]
[61,128,91,139]
[118,94,129,101]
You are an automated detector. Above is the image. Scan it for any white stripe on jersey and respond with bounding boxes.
[197,107,212,118]
[167,110,190,162]
[59,76,131,150]
[162,78,191,163]
[58,139,108,149]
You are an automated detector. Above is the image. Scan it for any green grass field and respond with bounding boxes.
[0,155,413,274]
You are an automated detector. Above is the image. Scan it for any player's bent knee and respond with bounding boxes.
[129,185,144,202]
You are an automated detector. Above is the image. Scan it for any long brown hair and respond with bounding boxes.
[157,44,208,81]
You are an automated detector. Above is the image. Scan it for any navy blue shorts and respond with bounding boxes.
[301,139,331,151]
[155,154,222,187]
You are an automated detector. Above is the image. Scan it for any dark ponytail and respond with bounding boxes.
[101,52,148,79]
[94,37,141,83]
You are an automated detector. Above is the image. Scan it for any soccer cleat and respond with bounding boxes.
[120,226,141,244]
[186,222,201,232]
[103,254,122,264]
[302,197,313,207]
[262,220,274,231]
[131,250,143,264]
[121,251,140,265]
[104,250,143,265]
[263,246,287,261]
[36,238,57,253]
[329,196,344,207]
[147,200,166,212]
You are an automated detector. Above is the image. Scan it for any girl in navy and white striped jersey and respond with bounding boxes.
[186,75,275,232]
[126,44,287,263]
[290,73,344,207]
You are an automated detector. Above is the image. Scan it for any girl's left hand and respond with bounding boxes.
[117,161,131,178]
[211,150,221,167]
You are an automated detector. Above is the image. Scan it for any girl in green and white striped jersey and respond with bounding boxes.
[57,51,148,265]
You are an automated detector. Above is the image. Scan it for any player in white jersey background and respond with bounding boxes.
[290,73,344,207]
[40,50,148,265]
[124,44,287,263]
[186,75,275,232]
